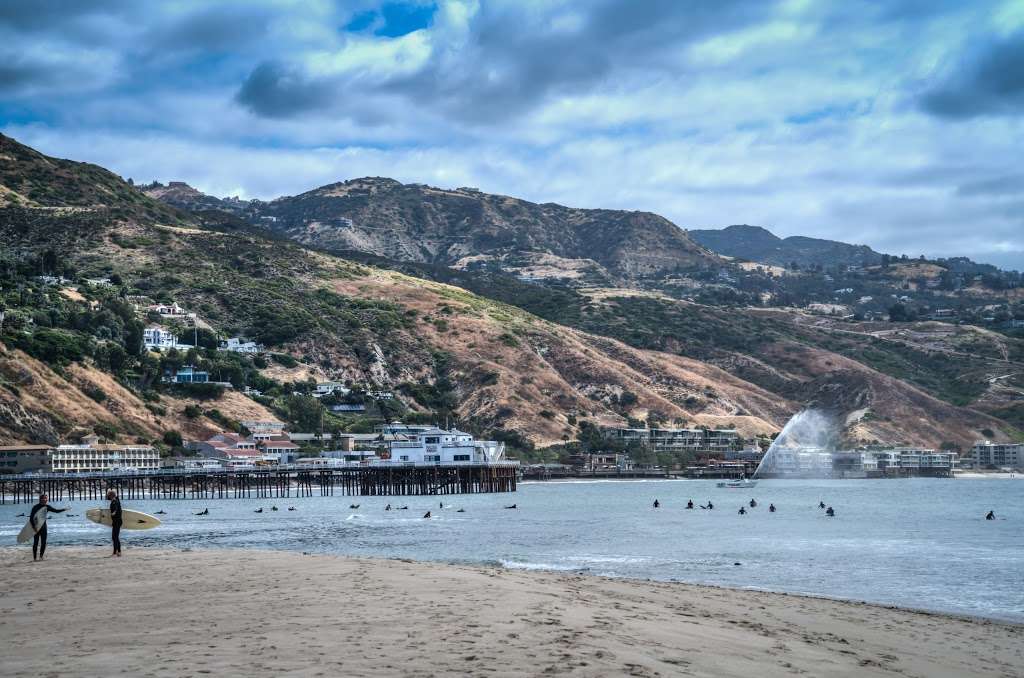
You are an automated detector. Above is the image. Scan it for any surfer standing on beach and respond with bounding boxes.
[30,493,68,561]
[107,490,122,557]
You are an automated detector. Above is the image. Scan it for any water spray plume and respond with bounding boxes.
[753,409,839,479]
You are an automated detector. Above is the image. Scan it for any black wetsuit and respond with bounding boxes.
[29,503,67,560]
[110,498,123,554]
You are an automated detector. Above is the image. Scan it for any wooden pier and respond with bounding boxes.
[520,467,675,481]
[0,463,518,504]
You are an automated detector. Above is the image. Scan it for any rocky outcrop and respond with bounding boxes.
[0,399,59,445]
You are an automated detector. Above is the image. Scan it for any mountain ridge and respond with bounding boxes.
[142,177,720,285]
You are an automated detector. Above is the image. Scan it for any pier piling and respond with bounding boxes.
[0,463,518,504]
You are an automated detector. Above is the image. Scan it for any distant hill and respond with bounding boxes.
[690,225,884,269]
[4,133,1020,451]
[144,177,719,285]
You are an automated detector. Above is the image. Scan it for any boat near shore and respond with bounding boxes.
[717,477,757,488]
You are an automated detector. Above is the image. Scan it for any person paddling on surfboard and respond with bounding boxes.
[30,493,68,561]
[106,490,123,557]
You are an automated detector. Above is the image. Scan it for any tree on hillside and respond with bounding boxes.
[284,394,324,432]
[887,303,917,322]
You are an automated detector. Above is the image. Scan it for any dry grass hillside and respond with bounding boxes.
[326,269,791,444]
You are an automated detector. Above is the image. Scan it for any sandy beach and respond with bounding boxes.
[1,548,1021,677]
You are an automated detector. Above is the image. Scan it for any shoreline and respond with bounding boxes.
[2,547,1021,677]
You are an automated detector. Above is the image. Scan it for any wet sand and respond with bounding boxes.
[0,547,1020,677]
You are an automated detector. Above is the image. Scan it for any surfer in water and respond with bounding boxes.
[653,499,660,509]
[749,499,757,508]
[195,508,209,516]
[819,501,826,509]
[986,510,995,520]
[738,507,747,515]
[769,503,776,513]
[30,493,68,561]
[825,506,835,517]
[686,500,694,509]
[423,511,432,519]
[106,490,122,557]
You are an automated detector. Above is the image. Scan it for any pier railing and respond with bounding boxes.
[0,463,519,504]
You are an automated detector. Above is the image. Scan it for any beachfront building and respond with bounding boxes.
[50,437,160,473]
[972,441,1023,470]
[0,445,53,474]
[568,452,633,471]
[604,427,744,456]
[261,439,300,464]
[143,325,182,351]
[383,428,506,464]
[831,451,866,478]
[894,448,957,475]
[858,448,957,477]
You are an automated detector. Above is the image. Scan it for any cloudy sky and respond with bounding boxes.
[2,1,1022,269]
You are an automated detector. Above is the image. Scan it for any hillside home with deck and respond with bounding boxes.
[220,337,263,354]
[163,365,209,383]
[143,325,181,351]
[147,302,196,320]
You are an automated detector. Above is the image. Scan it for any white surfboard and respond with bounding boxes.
[86,508,162,530]
[15,512,44,544]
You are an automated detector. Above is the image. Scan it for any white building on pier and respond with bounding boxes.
[383,428,505,464]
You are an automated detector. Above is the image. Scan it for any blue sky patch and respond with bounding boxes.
[345,2,436,37]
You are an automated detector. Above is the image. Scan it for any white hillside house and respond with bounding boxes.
[384,428,506,464]
[143,325,182,351]
[221,337,263,354]
[147,302,196,320]
[314,381,350,398]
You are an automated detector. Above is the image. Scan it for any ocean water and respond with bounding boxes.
[2,478,1022,622]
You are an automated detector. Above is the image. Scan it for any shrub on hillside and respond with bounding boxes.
[14,328,90,365]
